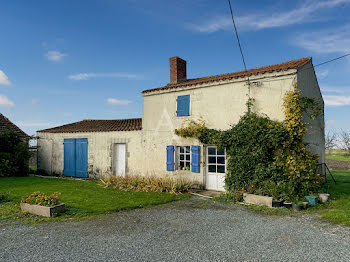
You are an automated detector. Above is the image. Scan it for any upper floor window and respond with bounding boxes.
[177,95,190,117]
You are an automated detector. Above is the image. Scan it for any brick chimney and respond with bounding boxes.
[169,56,187,83]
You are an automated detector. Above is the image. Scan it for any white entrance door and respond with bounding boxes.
[206,146,226,191]
[115,144,126,177]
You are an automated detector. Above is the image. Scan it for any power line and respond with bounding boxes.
[226,0,251,97]
[298,53,350,72]
[314,53,350,68]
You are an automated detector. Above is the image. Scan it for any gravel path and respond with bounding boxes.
[1,197,350,262]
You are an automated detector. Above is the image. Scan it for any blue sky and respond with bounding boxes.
[0,0,349,136]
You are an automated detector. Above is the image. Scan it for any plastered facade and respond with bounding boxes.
[37,67,325,187]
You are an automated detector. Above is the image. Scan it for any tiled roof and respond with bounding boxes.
[143,57,312,94]
[0,113,29,139]
[38,118,142,133]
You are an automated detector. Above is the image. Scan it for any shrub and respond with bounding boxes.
[0,131,30,177]
[21,191,61,207]
[29,166,37,174]
[100,176,192,194]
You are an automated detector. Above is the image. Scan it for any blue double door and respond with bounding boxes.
[63,138,88,178]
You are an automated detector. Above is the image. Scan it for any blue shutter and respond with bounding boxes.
[191,146,200,173]
[177,95,190,116]
[75,138,88,178]
[64,139,76,177]
[166,146,175,171]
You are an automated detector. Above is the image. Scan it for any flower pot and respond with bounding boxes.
[302,202,309,209]
[20,203,65,217]
[283,202,292,209]
[319,193,330,203]
[292,204,303,211]
[305,196,319,206]
[272,200,283,208]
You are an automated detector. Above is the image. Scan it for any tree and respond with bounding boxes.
[340,129,350,153]
[325,130,337,152]
[0,130,30,177]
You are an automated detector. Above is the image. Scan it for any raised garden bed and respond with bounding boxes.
[243,193,273,208]
[20,203,65,217]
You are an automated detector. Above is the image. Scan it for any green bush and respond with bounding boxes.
[0,131,30,177]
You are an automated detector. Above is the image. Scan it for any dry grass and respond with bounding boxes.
[100,175,193,194]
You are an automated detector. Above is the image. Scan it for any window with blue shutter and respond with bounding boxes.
[191,146,200,173]
[166,146,175,171]
[177,95,190,117]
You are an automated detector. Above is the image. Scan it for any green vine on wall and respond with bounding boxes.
[175,84,322,201]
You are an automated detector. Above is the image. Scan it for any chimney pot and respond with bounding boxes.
[169,56,187,83]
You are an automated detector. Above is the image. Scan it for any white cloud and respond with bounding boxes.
[317,69,329,79]
[295,24,350,54]
[326,120,337,125]
[0,94,14,107]
[107,98,132,105]
[188,0,350,33]
[324,95,350,106]
[321,88,344,94]
[31,98,39,104]
[45,50,67,62]
[0,70,11,86]
[68,73,141,81]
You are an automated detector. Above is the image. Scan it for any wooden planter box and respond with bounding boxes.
[243,193,273,208]
[20,203,65,217]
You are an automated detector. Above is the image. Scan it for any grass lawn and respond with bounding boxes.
[241,170,350,227]
[319,170,350,226]
[0,176,188,224]
[326,150,350,162]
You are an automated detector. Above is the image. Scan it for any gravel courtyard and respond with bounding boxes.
[1,197,350,262]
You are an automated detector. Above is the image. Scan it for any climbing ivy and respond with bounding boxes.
[175,85,322,201]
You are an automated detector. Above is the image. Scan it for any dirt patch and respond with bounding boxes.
[326,159,350,170]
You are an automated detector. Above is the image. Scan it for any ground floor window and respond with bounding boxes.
[177,146,190,170]
[207,146,225,173]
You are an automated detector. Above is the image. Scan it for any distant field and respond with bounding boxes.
[326,150,350,162]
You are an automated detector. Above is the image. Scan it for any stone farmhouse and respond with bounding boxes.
[37,56,325,191]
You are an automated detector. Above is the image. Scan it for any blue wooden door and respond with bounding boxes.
[75,138,88,178]
[63,139,76,177]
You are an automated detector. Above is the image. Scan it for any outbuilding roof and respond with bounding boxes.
[38,118,142,133]
[142,57,312,94]
[0,113,29,139]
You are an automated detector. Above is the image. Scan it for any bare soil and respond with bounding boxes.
[326,159,350,171]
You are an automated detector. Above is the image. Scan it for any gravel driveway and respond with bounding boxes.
[1,197,350,262]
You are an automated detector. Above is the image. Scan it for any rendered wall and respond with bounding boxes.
[141,70,297,186]
[37,131,142,178]
[297,61,325,169]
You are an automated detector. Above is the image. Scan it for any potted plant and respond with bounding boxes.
[305,195,319,206]
[292,201,304,211]
[272,199,283,208]
[185,166,190,171]
[302,201,309,209]
[283,201,293,209]
[20,191,65,217]
[319,193,330,203]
